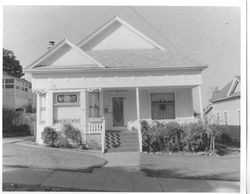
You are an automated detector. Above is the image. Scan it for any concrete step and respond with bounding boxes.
[106,147,139,153]
[105,142,139,148]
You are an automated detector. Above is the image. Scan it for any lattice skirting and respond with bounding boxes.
[86,134,102,150]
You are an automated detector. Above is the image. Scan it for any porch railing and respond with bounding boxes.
[87,117,105,153]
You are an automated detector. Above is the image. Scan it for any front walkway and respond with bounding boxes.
[3,167,240,192]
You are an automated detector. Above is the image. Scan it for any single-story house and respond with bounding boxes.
[25,16,207,152]
[205,76,240,126]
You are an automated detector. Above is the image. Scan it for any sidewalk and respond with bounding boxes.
[3,167,240,192]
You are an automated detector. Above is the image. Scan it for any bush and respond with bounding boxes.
[62,124,82,148]
[220,133,232,144]
[12,124,30,134]
[41,127,58,147]
[56,132,71,148]
[141,120,160,152]
[140,120,211,153]
[157,122,183,152]
[182,121,209,152]
[2,108,19,132]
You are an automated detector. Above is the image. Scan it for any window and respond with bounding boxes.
[55,93,79,105]
[5,84,14,88]
[224,112,228,125]
[216,112,220,124]
[25,88,28,92]
[89,92,100,118]
[151,93,175,120]
[5,79,14,83]
[16,86,20,89]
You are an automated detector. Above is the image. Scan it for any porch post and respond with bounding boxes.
[36,92,41,143]
[99,88,104,117]
[198,85,203,118]
[136,87,140,120]
[46,90,53,126]
[80,89,88,136]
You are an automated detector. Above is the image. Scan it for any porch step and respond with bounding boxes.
[105,130,139,153]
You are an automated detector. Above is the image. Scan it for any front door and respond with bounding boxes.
[112,97,124,127]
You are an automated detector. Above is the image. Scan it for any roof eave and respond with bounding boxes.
[25,65,208,74]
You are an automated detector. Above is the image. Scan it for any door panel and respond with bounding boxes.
[112,97,124,127]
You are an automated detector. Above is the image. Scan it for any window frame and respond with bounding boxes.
[151,92,175,120]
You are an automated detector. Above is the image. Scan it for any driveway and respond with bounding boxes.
[3,139,106,171]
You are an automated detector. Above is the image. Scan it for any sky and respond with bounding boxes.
[3,6,240,109]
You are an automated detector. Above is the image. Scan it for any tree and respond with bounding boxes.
[3,48,24,78]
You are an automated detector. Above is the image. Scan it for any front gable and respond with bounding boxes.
[25,39,104,71]
[78,16,165,51]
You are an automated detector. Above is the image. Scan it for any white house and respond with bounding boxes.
[205,76,240,126]
[25,16,207,152]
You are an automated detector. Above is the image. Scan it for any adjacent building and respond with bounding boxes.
[205,76,240,126]
[2,72,35,110]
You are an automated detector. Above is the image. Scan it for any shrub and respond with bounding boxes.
[157,122,183,152]
[141,120,160,152]
[2,108,19,132]
[24,136,36,143]
[41,127,58,147]
[13,124,31,135]
[56,132,71,148]
[62,124,82,148]
[220,133,232,144]
[182,121,210,152]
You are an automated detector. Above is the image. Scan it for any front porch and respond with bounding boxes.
[35,85,203,153]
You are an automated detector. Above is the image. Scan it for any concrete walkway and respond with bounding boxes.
[3,166,240,192]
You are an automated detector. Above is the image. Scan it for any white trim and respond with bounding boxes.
[111,96,125,129]
[227,76,240,97]
[78,16,165,51]
[25,39,104,71]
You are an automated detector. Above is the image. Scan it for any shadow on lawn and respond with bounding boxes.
[141,168,240,181]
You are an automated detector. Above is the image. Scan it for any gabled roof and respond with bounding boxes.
[210,76,240,103]
[25,16,207,73]
[25,39,104,72]
[86,49,206,69]
[77,16,165,51]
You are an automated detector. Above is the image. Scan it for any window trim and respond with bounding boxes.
[150,92,175,120]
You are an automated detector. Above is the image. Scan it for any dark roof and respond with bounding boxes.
[210,76,240,102]
[86,49,206,69]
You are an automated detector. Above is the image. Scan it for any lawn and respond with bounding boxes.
[3,142,106,172]
[140,147,240,181]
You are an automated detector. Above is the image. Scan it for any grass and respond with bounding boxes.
[140,145,240,181]
[3,141,106,171]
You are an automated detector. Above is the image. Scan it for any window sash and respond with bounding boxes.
[151,93,175,120]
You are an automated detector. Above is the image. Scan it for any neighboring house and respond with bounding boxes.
[25,16,207,148]
[205,76,240,126]
[2,72,36,110]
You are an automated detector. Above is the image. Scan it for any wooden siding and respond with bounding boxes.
[92,25,156,50]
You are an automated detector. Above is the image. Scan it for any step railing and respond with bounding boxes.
[87,117,105,153]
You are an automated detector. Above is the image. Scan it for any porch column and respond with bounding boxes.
[99,88,104,117]
[36,92,41,143]
[136,87,140,120]
[46,91,53,126]
[198,85,203,118]
[80,89,88,134]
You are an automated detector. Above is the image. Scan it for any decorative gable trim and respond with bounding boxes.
[77,16,165,51]
[227,76,240,97]
[25,39,104,72]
